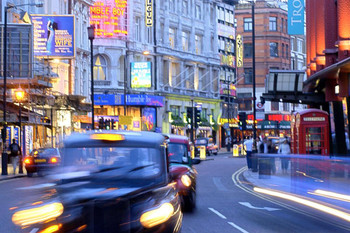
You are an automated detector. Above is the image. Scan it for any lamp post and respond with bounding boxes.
[1,2,43,176]
[88,25,95,130]
[251,1,257,147]
[14,88,25,174]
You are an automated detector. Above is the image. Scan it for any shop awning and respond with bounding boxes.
[278,121,291,129]
[258,121,278,130]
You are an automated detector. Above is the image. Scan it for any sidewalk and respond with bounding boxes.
[0,157,26,181]
[242,157,350,214]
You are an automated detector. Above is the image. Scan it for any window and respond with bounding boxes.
[195,5,201,20]
[244,18,252,31]
[225,10,230,23]
[135,17,141,42]
[182,31,189,52]
[244,68,253,84]
[281,18,284,32]
[269,17,277,31]
[290,37,295,51]
[286,44,289,59]
[218,7,225,22]
[195,35,202,54]
[244,43,253,58]
[93,55,107,80]
[169,28,176,49]
[182,0,188,16]
[283,102,290,111]
[270,42,278,57]
[271,102,279,111]
[297,38,303,53]
[237,93,252,111]
[170,106,180,116]
[169,0,175,12]
[282,44,285,58]
[146,27,152,44]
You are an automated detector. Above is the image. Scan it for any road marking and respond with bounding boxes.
[213,177,229,191]
[208,207,227,219]
[239,202,281,211]
[228,222,249,233]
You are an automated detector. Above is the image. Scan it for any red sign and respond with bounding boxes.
[90,0,128,38]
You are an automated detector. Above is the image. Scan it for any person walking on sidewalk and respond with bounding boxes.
[9,139,21,175]
[278,138,291,174]
[244,137,253,169]
[225,136,232,152]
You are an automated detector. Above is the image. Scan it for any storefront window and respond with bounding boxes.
[93,55,107,80]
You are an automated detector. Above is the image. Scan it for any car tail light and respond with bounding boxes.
[50,157,58,164]
[24,158,32,165]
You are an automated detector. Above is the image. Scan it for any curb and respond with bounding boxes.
[0,174,26,181]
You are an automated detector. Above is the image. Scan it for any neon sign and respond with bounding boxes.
[90,0,128,38]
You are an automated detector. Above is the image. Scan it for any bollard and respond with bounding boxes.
[200,146,206,160]
[233,144,239,157]
[251,153,258,172]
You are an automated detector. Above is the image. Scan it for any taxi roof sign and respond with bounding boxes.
[90,134,125,141]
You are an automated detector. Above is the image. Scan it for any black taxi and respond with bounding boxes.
[12,131,183,233]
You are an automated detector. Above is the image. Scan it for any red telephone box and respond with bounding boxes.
[294,109,330,155]
[290,112,297,154]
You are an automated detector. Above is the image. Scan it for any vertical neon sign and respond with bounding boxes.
[90,0,128,38]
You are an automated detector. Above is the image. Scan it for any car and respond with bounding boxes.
[12,131,182,233]
[194,137,218,156]
[23,147,61,177]
[164,134,200,211]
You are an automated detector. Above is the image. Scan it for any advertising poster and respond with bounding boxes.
[142,107,156,132]
[13,127,19,143]
[25,126,33,156]
[131,62,152,89]
[90,0,128,38]
[32,15,75,57]
[6,127,11,148]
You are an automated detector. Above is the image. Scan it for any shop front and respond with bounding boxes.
[94,94,164,132]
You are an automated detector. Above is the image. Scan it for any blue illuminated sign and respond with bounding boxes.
[94,94,164,107]
[288,0,305,35]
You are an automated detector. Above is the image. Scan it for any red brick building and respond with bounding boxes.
[303,0,350,155]
[235,1,290,137]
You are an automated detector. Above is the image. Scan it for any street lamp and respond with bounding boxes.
[88,25,95,130]
[14,88,25,174]
[2,2,43,175]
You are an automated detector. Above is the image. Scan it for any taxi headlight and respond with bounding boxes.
[140,203,174,228]
[181,174,192,187]
[12,202,64,226]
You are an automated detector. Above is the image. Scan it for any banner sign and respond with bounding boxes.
[217,23,235,39]
[131,62,152,88]
[288,0,305,35]
[32,15,75,57]
[236,34,243,67]
[90,0,128,38]
[145,0,153,27]
[219,81,236,96]
[94,94,164,107]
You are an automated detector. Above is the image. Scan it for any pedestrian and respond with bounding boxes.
[9,139,21,175]
[225,136,231,152]
[266,139,276,174]
[244,137,253,169]
[278,137,291,174]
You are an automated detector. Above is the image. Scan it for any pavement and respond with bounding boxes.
[0,155,27,181]
[240,156,350,215]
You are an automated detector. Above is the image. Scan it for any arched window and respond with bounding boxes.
[93,55,107,80]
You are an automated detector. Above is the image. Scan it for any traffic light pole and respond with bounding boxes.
[190,99,194,144]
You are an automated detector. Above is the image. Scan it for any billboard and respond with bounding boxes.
[32,15,75,57]
[142,107,156,131]
[236,34,243,67]
[288,0,305,35]
[90,0,128,38]
[131,62,152,89]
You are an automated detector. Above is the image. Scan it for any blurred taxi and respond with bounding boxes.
[24,148,61,177]
[12,131,182,233]
[194,137,218,156]
[164,134,200,211]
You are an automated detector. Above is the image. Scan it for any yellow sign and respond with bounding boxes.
[145,0,153,27]
[236,34,243,68]
[200,146,206,160]
[119,116,133,125]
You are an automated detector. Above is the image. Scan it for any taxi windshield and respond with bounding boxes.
[168,143,188,163]
[61,147,163,179]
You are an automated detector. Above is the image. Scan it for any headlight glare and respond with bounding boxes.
[140,203,174,228]
[181,174,192,187]
[12,202,64,226]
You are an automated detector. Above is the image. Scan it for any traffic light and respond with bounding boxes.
[238,112,247,130]
[111,119,115,129]
[105,119,111,130]
[186,107,193,123]
[194,107,201,128]
[98,117,105,129]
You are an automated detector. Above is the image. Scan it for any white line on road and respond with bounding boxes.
[239,201,281,211]
[208,207,227,219]
[228,222,249,233]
